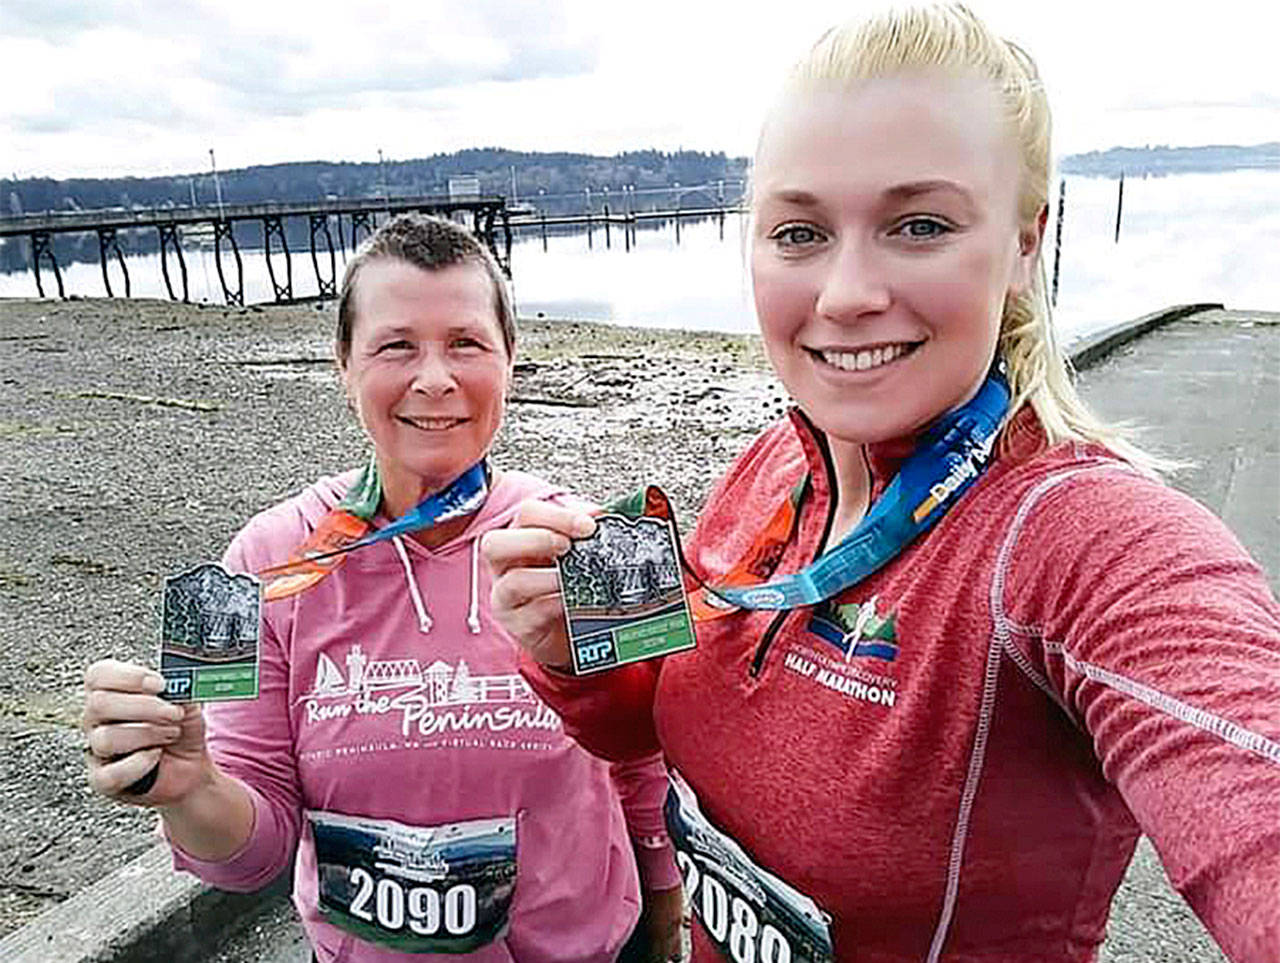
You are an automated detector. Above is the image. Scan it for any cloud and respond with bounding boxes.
[178,1,601,119]
[0,0,152,39]
[6,0,1277,179]
[12,84,194,134]
[1116,92,1280,113]
[0,0,603,177]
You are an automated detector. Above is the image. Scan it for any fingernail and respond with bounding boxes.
[142,674,166,694]
[571,515,596,538]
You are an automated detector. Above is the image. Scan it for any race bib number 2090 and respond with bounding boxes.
[307,810,516,954]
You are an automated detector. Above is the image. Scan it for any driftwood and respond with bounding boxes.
[70,390,221,412]
[507,394,596,408]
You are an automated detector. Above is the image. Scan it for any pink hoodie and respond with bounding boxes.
[168,468,677,962]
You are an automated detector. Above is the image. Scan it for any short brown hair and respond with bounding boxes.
[336,213,515,365]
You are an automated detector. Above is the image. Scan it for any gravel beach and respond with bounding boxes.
[0,296,783,935]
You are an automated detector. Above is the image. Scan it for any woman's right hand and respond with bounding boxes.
[82,659,214,806]
[482,498,597,668]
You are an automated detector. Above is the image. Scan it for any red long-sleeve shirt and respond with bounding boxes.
[526,409,1280,962]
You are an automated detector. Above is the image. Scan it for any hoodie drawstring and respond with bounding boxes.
[467,541,482,635]
[391,535,482,636]
[393,535,434,634]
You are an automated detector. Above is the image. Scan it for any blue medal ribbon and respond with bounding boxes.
[352,460,489,547]
[712,368,1010,610]
[300,459,489,565]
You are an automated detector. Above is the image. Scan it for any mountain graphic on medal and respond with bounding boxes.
[307,645,536,705]
[162,564,260,661]
[558,515,683,615]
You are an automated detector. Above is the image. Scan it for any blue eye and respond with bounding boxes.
[769,223,826,248]
[376,339,413,354]
[894,218,951,239]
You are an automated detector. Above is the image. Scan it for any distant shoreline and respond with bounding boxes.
[1059,142,1280,178]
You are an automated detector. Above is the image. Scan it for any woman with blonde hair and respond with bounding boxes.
[484,5,1280,961]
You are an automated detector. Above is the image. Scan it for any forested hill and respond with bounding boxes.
[0,148,749,218]
[3,141,1275,220]
[1060,142,1280,177]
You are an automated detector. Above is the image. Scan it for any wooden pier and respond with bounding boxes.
[508,205,746,253]
[0,195,511,305]
[0,195,747,306]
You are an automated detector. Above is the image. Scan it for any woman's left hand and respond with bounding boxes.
[642,884,687,962]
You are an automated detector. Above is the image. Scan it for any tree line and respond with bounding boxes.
[1060,142,1280,178]
[0,147,750,272]
[2,147,749,219]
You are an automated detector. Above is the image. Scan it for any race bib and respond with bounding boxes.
[665,771,834,963]
[307,810,517,953]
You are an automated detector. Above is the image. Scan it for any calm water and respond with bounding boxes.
[2,169,1276,344]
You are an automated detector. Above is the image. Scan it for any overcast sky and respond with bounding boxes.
[2,0,1276,181]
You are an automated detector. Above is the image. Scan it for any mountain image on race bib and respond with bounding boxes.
[307,811,517,953]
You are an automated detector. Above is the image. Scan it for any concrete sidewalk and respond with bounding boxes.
[1080,306,1278,963]
[2,302,1275,963]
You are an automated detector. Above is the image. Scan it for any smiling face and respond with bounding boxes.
[751,71,1041,448]
[340,258,511,517]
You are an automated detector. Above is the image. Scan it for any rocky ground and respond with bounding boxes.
[0,296,783,936]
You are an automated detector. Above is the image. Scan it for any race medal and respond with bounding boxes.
[666,770,835,962]
[307,811,517,953]
[159,564,261,702]
[557,512,696,675]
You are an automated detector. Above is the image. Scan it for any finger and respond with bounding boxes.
[502,597,572,666]
[174,703,208,743]
[87,721,181,759]
[87,746,163,798]
[481,528,572,575]
[490,568,562,614]
[489,569,568,655]
[83,689,184,729]
[511,498,597,539]
[84,659,166,695]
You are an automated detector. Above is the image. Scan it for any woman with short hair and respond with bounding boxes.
[83,213,682,962]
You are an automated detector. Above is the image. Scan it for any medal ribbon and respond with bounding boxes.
[258,458,489,601]
[709,367,1010,610]
[609,367,1010,616]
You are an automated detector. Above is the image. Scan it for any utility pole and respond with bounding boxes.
[378,149,389,205]
[209,149,225,221]
[1113,172,1125,243]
